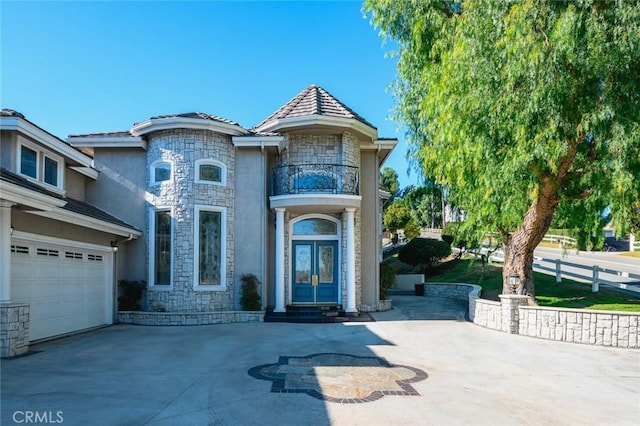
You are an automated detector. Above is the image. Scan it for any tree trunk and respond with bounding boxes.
[502,179,560,297]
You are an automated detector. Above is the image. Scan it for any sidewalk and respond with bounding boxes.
[2,295,639,425]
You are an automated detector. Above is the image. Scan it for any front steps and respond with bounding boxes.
[264,304,373,323]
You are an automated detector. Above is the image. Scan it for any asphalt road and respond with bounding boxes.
[533,247,640,292]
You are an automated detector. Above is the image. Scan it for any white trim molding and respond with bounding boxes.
[132,116,247,137]
[27,208,142,238]
[1,114,95,173]
[195,159,227,186]
[232,135,285,153]
[256,115,378,141]
[149,159,173,185]
[193,205,227,291]
[0,180,66,211]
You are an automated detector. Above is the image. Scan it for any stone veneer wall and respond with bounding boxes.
[518,306,639,348]
[423,283,482,321]
[117,311,263,326]
[0,303,29,358]
[145,129,235,312]
[472,293,639,349]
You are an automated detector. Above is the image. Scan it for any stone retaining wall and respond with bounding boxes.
[470,292,639,349]
[423,283,482,321]
[518,306,639,348]
[118,311,264,326]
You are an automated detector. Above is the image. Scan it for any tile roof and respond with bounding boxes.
[144,112,241,127]
[0,167,64,201]
[68,131,134,138]
[1,109,25,119]
[256,85,377,130]
[1,167,140,232]
[62,198,140,231]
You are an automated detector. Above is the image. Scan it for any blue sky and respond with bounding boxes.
[1,0,419,187]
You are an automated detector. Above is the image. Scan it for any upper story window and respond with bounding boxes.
[20,146,37,178]
[17,140,63,190]
[151,160,172,184]
[195,159,226,186]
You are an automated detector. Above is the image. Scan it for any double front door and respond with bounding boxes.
[292,240,338,303]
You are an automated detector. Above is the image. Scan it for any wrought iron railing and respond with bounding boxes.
[272,164,359,196]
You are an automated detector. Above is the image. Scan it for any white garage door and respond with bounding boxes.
[11,236,113,342]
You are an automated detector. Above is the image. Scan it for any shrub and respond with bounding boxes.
[240,274,262,311]
[398,238,451,275]
[118,280,146,311]
[379,262,396,300]
[403,220,421,240]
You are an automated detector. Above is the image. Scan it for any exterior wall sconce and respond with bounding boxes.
[509,273,520,294]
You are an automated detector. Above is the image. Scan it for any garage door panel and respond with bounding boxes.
[11,240,112,341]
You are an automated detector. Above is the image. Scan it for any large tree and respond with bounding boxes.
[365,0,640,297]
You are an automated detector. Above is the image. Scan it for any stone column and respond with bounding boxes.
[274,208,286,313]
[345,208,357,313]
[499,294,530,334]
[0,201,14,303]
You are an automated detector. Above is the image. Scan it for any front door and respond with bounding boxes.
[292,240,338,304]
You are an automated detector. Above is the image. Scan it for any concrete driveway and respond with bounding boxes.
[2,296,639,426]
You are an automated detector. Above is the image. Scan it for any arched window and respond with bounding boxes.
[293,218,338,236]
[195,159,226,186]
[151,160,172,184]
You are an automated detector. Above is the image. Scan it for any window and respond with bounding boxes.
[151,209,172,286]
[21,146,37,178]
[194,206,226,289]
[195,159,226,185]
[151,161,172,184]
[44,156,59,186]
[17,139,63,190]
[293,218,338,235]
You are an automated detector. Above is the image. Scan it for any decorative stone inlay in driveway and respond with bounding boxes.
[248,353,428,403]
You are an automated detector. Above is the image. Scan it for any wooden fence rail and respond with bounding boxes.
[533,257,640,294]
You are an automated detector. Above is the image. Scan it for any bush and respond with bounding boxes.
[118,280,146,311]
[403,220,421,240]
[240,274,262,311]
[379,262,396,300]
[398,238,451,275]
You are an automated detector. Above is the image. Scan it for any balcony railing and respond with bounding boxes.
[272,164,359,196]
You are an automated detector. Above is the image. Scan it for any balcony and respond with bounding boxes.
[270,164,361,213]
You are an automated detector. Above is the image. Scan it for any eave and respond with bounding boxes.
[132,117,247,137]
[256,115,378,141]
[28,208,142,238]
[0,181,66,211]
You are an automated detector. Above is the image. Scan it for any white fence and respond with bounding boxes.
[533,257,640,295]
[542,234,577,247]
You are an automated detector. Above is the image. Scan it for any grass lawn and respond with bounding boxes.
[386,255,640,312]
[619,251,640,258]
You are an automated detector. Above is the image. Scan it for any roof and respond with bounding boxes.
[255,85,376,131]
[62,198,140,231]
[1,167,140,233]
[68,131,134,138]
[1,109,25,119]
[142,112,241,127]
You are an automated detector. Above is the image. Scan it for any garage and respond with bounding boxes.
[10,235,113,342]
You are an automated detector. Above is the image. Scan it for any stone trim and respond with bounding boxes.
[117,310,264,326]
[0,303,30,358]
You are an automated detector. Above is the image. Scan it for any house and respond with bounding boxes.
[0,85,397,356]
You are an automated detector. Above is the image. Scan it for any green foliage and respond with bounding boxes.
[379,262,396,300]
[118,280,146,311]
[383,200,412,232]
[403,219,421,240]
[398,238,451,273]
[426,259,640,311]
[404,183,443,228]
[240,274,262,311]
[380,167,400,197]
[365,0,640,244]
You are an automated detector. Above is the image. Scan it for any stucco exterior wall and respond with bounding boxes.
[359,149,379,311]
[11,209,114,247]
[145,129,235,312]
[234,148,267,309]
[64,168,86,200]
[88,148,147,280]
[1,133,14,170]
